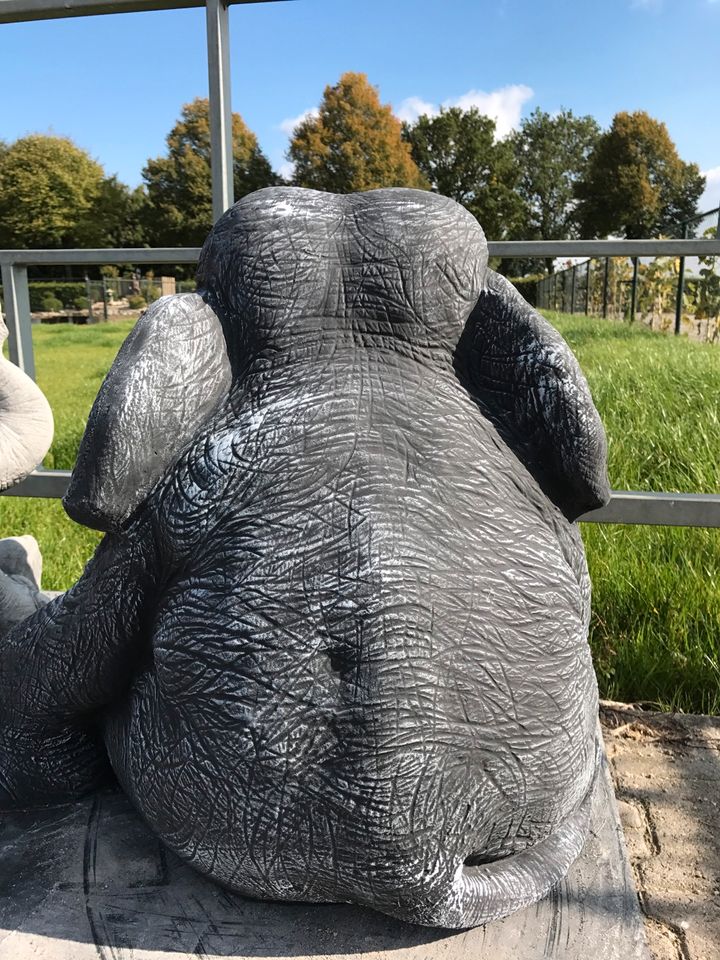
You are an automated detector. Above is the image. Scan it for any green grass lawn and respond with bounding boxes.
[548,312,720,715]
[2,312,719,713]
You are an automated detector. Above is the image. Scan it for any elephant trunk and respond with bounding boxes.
[0,317,54,491]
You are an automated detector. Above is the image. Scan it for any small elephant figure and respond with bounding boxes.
[0,188,609,928]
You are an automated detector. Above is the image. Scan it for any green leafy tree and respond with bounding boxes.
[142,97,278,246]
[75,177,147,248]
[576,111,705,239]
[403,107,524,240]
[0,135,104,248]
[509,108,600,274]
[289,72,428,193]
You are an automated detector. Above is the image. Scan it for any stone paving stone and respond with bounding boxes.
[601,701,720,960]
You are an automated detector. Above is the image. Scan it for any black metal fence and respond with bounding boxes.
[535,207,720,340]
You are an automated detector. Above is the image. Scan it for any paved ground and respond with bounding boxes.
[601,701,720,960]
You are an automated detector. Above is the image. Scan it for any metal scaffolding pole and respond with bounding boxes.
[0,263,35,379]
[206,0,234,221]
[0,0,286,23]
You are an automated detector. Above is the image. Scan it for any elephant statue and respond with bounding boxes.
[0,187,610,928]
[0,317,55,633]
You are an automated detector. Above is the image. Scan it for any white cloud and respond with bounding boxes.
[394,84,534,139]
[699,165,720,213]
[278,107,319,136]
[445,85,534,138]
[278,160,295,181]
[395,96,437,124]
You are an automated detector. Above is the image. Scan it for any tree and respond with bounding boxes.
[143,98,278,246]
[403,106,524,240]
[75,177,147,248]
[509,109,600,274]
[576,111,705,239]
[288,72,428,193]
[0,135,104,248]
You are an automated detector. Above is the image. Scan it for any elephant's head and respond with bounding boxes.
[65,188,608,533]
[0,317,53,492]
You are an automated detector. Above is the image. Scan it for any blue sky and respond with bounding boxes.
[1,0,719,209]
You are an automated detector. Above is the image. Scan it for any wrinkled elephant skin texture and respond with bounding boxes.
[0,188,610,928]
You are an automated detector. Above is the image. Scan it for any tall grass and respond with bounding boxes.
[1,313,718,713]
[548,312,720,714]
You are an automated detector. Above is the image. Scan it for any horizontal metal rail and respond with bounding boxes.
[0,0,285,24]
[2,238,720,528]
[6,474,720,529]
[578,492,720,528]
[2,471,72,499]
[2,238,720,266]
[0,248,202,266]
[490,239,720,257]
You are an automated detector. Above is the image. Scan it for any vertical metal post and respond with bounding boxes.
[674,224,688,336]
[602,257,609,318]
[585,260,591,314]
[206,0,234,221]
[570,265,577,314]
[630,257,638,323]
[102,277,108,321]
[1,262,35,380]
[566,268,571,312]
[85,274,94,322]
[552,272,557,310]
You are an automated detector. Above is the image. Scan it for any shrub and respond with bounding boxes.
[40,295,63,312]
[145,285,161,303]
[29,282,86,311]
[127,295,147,310]
[508,275,543,306]
[73,295,89,310]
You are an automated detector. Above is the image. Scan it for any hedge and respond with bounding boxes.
[27,282,87,311]
[508,276,542,306]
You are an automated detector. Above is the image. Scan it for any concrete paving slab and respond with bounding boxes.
[601,701,720,960]
[0,759,648,960]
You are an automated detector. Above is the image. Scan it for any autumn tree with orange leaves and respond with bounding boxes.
[288,73,428,193]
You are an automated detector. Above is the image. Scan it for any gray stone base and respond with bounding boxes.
[0,760,648,959]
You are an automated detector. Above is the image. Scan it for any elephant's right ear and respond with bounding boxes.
[64,293,231,533]
[455,271,610,521]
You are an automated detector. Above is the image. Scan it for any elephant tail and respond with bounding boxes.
[430,742,601,929]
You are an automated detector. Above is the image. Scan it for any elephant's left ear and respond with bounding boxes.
[455,271,610,521]
[64,293,231,533]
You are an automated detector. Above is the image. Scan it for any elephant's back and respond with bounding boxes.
[105,349,597,922]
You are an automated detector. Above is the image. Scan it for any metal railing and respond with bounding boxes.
[535,207,720,333]
[3,237,720,528]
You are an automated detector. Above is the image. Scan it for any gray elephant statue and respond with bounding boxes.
[0,187,610,928]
